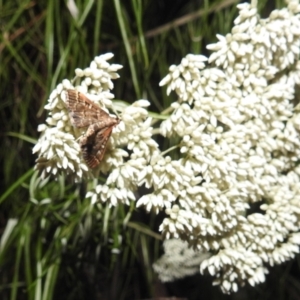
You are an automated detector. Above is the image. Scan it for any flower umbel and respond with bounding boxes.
[154,0,300,294]
[33,53,125,181]
[34,0,300,294]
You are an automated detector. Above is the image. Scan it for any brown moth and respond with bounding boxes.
[65,89,120,168]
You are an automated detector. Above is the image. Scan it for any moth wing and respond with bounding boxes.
[80,119,119,168]
[65,89,110,128]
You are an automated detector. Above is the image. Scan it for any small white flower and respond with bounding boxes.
[137,189,176,214]
[87,184,135,206]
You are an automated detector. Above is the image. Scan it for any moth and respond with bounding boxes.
[65,89,120,168]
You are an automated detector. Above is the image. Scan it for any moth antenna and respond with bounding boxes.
[75,135,83,143]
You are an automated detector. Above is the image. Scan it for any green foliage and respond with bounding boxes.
[1,0,294,299]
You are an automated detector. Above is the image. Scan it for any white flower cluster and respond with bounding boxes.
[34,54,162,206]
[33,53,123,181]
[154,0,300,294]
[33,83,89,181]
